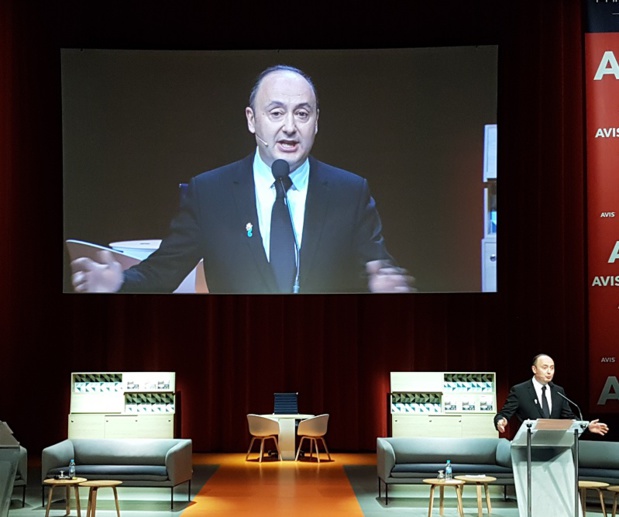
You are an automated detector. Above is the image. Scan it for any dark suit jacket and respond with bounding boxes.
[121,154,393,293]
[494,379,577,429]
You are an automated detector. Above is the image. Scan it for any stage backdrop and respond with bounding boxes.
[585,0,619,416]
[4,0,619,454]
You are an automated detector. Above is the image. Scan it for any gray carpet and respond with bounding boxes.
[343,465,611,516]
[7,464,612,516]
[7,464,219,516]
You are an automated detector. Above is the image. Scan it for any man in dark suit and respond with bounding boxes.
[494,353,608,435]
[71,64,413,294]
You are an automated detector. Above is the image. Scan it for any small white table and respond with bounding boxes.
[261,414,314,460]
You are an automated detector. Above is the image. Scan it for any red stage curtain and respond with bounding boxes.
[2,0,610,455]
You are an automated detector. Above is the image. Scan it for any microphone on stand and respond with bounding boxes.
[556,390,584,422]
[271,159,300,293]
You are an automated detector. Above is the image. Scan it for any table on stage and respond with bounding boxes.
[422,478,465,517]
[43,477,87,517]
[261,414,314,460]
[455,475,497,517]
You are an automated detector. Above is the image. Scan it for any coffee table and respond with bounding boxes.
[607,486,619,517]
[422,478,465,517]
[43,477,87,517]
[455,475,497,517]
[578,480,609,517]
[79,480,123,517]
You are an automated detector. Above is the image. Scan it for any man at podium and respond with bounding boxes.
[494,353,609,436]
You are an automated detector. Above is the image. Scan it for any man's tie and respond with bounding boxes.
[270,176,296,292]
[541,385,551,418]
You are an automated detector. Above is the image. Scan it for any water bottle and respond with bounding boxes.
[445,459,452,480]
[68,458,76,479]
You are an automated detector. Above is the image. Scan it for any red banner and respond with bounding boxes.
[585,4,619,415]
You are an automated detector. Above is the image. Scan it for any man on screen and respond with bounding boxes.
[71,65,414,294]
[494,353,609,436]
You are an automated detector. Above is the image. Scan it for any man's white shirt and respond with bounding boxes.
[253,149,309,261]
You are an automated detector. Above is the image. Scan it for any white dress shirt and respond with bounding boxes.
[532,377,552,415]
[252,149,309,261]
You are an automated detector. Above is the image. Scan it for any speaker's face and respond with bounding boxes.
[246,70,319,172]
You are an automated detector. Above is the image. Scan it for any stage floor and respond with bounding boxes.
[7,453,610,516]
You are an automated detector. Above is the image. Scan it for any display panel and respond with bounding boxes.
[62,46,498,294]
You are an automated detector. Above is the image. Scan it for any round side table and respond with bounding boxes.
[43,477,87,517]
[607,486,619,517]
[578,480,609,517]
[422,478,465,517]
[455,475,497,517]
[79,480,123,517]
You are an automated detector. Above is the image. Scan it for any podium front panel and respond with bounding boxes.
[511,445,582,517]
[0,447,19,517]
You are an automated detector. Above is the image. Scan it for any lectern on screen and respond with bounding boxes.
[511,419,588,517]
[62,46,498,294]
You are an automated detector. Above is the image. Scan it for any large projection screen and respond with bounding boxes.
[62,46,498,294]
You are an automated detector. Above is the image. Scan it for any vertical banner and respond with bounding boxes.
[585,1,619,415]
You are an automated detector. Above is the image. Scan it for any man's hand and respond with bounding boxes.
[366,260,416,293]
[587,419,609,436]
[496,417,508,433]
[71,250,124,293]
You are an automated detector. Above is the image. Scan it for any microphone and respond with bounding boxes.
[255,134,269,147]
[271,159,300,293]
[556,390,584,421]
[271,158,289,178]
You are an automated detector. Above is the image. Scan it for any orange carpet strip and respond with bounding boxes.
[181,453,375,516]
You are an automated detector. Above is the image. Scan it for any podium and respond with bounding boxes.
[511,419,588,517]
[0,422,20,517]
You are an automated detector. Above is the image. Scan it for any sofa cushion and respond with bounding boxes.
[388,437,505,465]
[391,463,513,478]
[48,465,168,481]
[578,440,619,469]
[72,439,177,465]
[579,468,619,481]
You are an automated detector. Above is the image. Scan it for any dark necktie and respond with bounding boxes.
[541,385,551,418]
[270,176,296,292]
